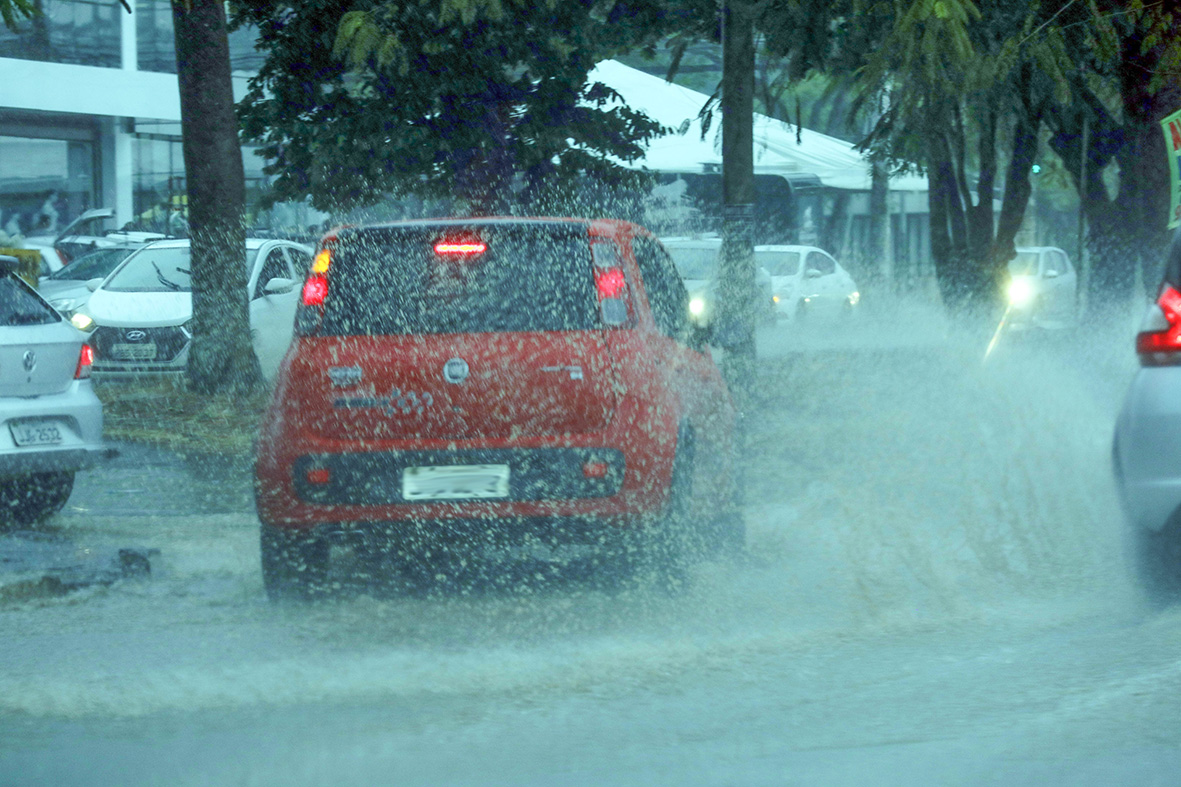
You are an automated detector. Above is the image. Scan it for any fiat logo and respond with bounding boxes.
[125,330,148,342]
[442,358,469,384]
[22,350,35,372]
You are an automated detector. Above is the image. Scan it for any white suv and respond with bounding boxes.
[0,255,108,526]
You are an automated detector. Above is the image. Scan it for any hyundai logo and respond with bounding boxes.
[125,330,148,342]
[22,350,35,372]
[443,358,469,384]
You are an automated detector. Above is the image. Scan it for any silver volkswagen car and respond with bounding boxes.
[0,255,108,526]
[1113,230,1181,603]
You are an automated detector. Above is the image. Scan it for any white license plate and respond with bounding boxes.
[111,342,157,360]
[10,420,63,447]
[402,464,510,501]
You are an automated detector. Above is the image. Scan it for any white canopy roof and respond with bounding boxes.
[589,60,927,193]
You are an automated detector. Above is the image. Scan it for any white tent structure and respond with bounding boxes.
[589,60,927,193]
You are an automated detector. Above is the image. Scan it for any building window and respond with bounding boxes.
[0,0,120,68]
[0,136,95,238]
[137,0,263,75]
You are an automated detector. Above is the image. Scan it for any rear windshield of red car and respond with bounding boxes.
[322,224,599,335]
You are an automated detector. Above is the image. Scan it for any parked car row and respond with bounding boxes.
[70,239,311,379]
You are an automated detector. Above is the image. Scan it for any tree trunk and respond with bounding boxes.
[172,0,261,394]
[719,0,757,396]
[868,162,889,289]
[928,127,974,312]
[992,112,1037,271]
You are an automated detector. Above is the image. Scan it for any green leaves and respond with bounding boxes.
[236,0,675,210]
[0,0,37,32]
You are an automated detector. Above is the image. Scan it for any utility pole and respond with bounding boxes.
[718,0,757,398]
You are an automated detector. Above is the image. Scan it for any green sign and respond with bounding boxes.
[1163,108,1181,229]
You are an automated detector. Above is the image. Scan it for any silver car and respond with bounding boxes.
[1113,231,1181,603]
[0,255,108,526]
[1005,246,1079,329]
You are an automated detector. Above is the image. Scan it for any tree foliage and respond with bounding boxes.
[0,0,34,31]
[235,0,685,212]
[746,0,1180,312]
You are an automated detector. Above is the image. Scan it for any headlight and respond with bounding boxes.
[1008,278,1035,308]
[847,291,861,307]
[70,312,95,332]
[689,297,706,316]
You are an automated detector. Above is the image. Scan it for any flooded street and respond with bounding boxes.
[3,304,1180,786]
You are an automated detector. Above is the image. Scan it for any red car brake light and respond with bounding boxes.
[75,343,93,379]
[296,246,333,334]
[434,240,486,256]
[1136,285,1181,366]
[594,266,626,300]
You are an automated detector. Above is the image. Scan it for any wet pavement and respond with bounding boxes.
[67,441,254,517]
[1,441,252,597]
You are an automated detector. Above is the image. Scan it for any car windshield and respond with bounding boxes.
[759,250,801,276]
[667,246,720,279]
[103,246,250,292]
[1009,251,1040,276]
[322,225,598,335]
[46,247,136,282]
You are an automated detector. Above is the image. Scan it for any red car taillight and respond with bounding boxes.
[296,245,333,335]
[1136,285,1181,366]
[75,344,93,379]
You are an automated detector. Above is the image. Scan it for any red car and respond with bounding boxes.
[254,217,741,599]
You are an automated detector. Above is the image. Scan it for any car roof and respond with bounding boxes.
[660,238,722,248]
[755,245,821,254]
[137,238,271,251]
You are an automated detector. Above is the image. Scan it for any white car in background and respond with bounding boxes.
[72,238,312,380]
[1005,246,1078,328]
[0,255,108,526]
[660,236,774,326]
[757,245,860,321]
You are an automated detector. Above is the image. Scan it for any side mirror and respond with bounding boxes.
[86,277,103,292]
[263,277,296,295]
[1043,269,1059,279]
[805,268,823,279]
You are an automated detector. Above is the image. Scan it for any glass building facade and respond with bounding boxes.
[0,0,281,240]
[0,0,121,68]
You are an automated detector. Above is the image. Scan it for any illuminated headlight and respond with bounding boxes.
[688,297,706,316]
[70,312,95,332]
[847,291,861,307]
[1008,278,1035,308]
[772,294,781,303]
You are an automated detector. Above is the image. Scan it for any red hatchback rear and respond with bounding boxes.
[254,218,740,598]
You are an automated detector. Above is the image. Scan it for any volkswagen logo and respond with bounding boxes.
[22,350,35,372]
[125,329,148,342]
[442,357,469,384]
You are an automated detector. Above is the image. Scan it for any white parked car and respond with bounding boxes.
[72,238,313,379]
[756,245,860,321]
[0,255,108,526]
[1005,246,1078,328]
[660,236,775,326]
